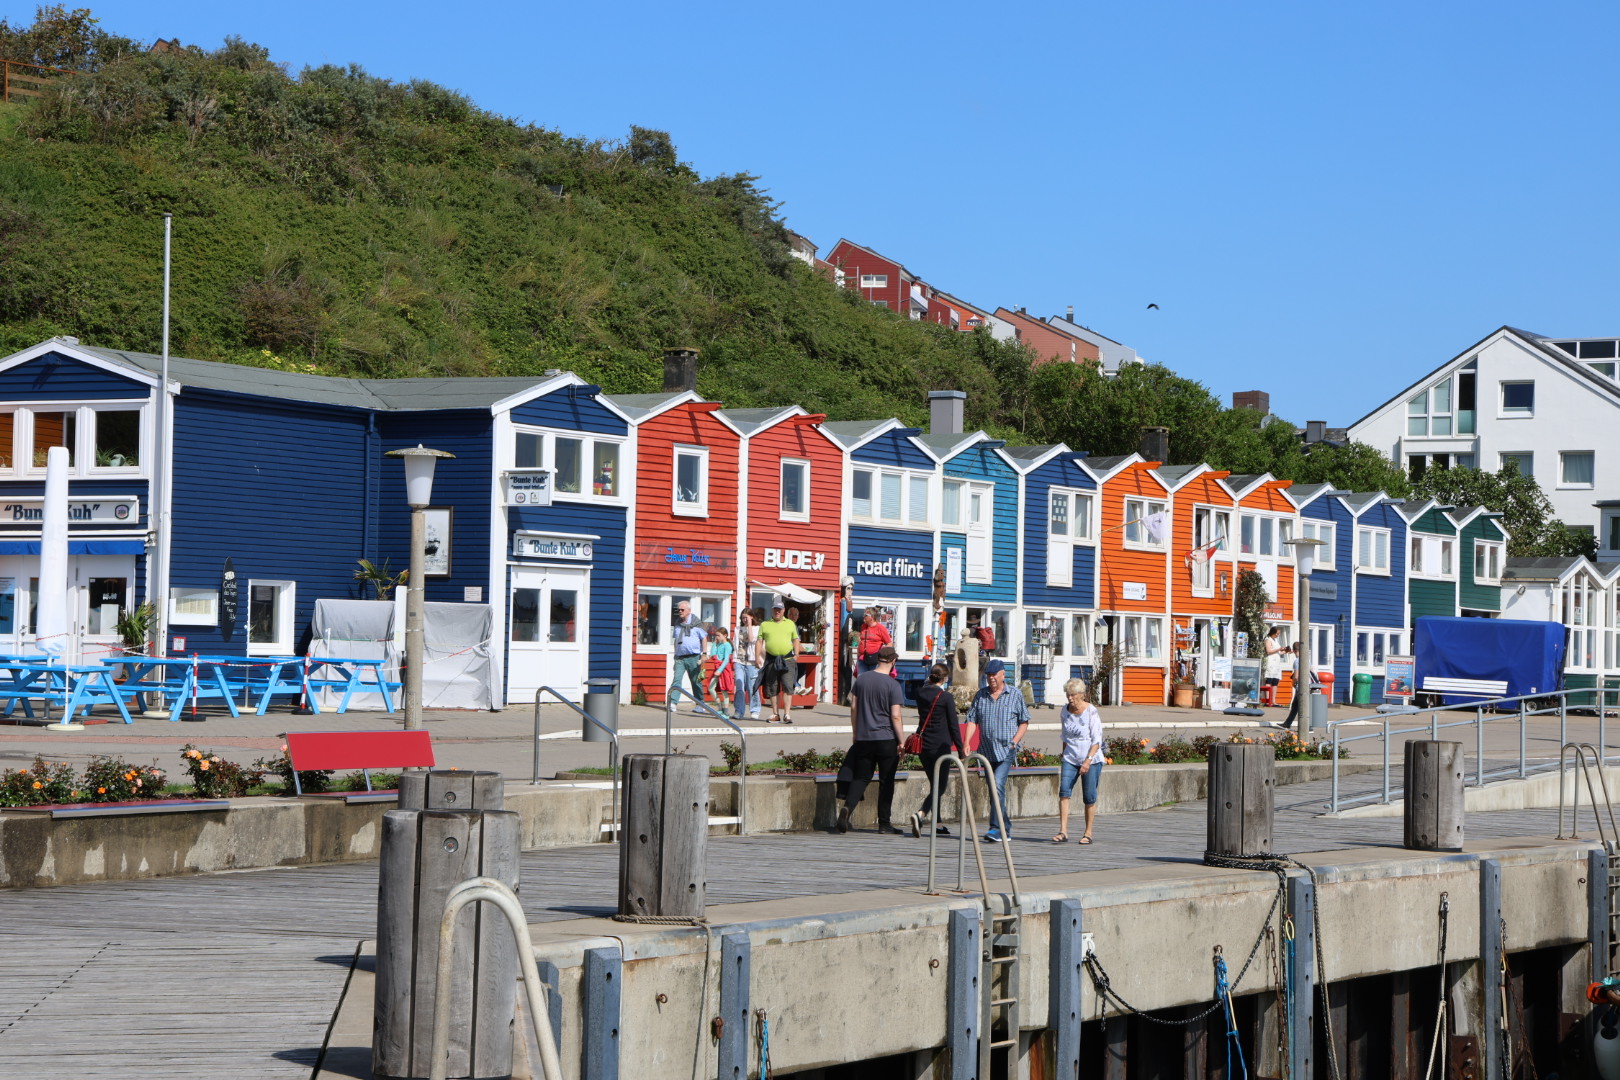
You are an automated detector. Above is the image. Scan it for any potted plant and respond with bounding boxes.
[112,602,154,680]
[1171,677,1201,709]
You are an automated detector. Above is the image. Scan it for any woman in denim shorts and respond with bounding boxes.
[1053,678,1104,844]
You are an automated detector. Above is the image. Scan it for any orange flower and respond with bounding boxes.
[198,761,210,771]
[1139,738,1150,747]
[1104,757,1114,765]
[31,781,41,789]
[97,787,106,794]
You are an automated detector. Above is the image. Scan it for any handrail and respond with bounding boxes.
[1326,684,1619,813]
[1558,742,1620,853]
[666,685,748,836]
[924,752,1022,910]
[532,687,619,840]
[428,876,562,1080]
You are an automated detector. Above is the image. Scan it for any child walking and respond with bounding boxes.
[707,627,735,714]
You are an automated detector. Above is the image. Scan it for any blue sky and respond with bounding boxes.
[72,1,1620,426]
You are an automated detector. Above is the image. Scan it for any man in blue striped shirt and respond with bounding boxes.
[672,601,708,711]
[965,658,1028,842]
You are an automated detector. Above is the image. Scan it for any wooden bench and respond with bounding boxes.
[283,729,435,797]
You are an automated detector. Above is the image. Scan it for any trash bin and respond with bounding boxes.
[1316,670,1336,703]
[1351,672,1373,706]
[1309,688,1328,732]
[582,678,619,743]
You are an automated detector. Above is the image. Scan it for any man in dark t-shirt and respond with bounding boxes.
[838,645,907,834]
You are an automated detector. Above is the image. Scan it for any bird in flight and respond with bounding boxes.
[1146,303,1160,310]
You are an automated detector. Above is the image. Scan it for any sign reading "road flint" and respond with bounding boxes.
[1,496,138,524]
[854,556,929,579]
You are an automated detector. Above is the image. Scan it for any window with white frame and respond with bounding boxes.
[942,479,964,527]
[1123,498,1167,548]
[851,466,933,528]
[1300,519,1336,569]
[858,273,888,289]
[169,587,220,626]
[673,445,709,515]
[1353,628,1404,673]
[1499,452,1533,479]
[1406,379,1455,437]
[1070,613,1092,657]
[0,403,150,476]
[1239,513,1287,558]
[1190,506,1231,594]
[246,580,296,655]
[636,591,731,651]
[1473,541,1503,584]
[1409,535,1454,579]
[512,428,623,499]
[1120,615,1165,660]
[1500,381,1535,415]
[780,459,809,519]
[1355,527,1391,574]
[1560,451,1595,489]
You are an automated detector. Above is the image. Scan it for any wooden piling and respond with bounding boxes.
[618,753,708,918]
[1403,741,1463,851]
[1206,743,1275,858]
[398,769,505,812]
[374,808,520,1079]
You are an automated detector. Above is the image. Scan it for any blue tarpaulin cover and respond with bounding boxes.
[1414,616,1565,704]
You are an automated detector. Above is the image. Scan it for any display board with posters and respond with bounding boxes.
[1229,657,1262,706]
[1384,656,1414,702]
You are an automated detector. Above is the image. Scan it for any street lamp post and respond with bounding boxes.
[386,445,455,731]
[1284,537,1327,732]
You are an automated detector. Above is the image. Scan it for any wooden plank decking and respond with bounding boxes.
[0,773,1582,1078]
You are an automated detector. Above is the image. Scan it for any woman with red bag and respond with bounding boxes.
[908,663,964,838]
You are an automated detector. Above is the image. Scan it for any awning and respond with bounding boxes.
[0,540,146,555]
[748,579,823,606]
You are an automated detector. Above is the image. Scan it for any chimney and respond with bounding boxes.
[929,390,966,436]
[1065,305,1075,323]
[1139,426,1169,464]
[1305,420,1326,444]
[1233,390,1270,413]
[662,347,699,393]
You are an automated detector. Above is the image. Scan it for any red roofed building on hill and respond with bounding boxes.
[994,308,1103,367]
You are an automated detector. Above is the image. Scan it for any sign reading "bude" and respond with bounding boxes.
[763,547,826,572]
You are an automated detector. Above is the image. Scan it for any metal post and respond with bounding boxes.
[665,694,674,757]
[1288,873,1316,1080]
[1519,700,1528,779]
[1382,719,1390,804]
[532,693,542,784]
[1481,858,1503,1080]
[948,906,979,1080]
[1591,847,1612,981]
[150,213,174,665]
[717,932,751,1080]
[1476,710,1486,787]
[404,506,426,731]
[1298,560,1312,730]
[1331,727,1340,813]
[1050,898,1083,1077]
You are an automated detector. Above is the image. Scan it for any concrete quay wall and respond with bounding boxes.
[523,840,1596,1078]
[0,763,1366,888]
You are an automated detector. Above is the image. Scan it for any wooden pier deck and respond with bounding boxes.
[0,774,1582,1078]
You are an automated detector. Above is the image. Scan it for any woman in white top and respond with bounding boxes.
[1053,677,1104,844]
[1262,627,1285,705]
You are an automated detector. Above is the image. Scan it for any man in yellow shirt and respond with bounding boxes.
[756,602,800,724]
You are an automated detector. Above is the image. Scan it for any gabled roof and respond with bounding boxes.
[601,390,704,424]
[1400,497,1456,528]
[1445,505,1504,532]
[827,239,920,281]
[1086,453,1157,484]
[1001,444,1096,480]
[820,417,909,451]
[1503,555,1592,584]
[1337,491,1400,517]
[1348,325,1620,432]
[1221,474,1269,499]
[1287,483,1342,510]
[715,405,803,437]
[913,431,994,462]
[1152,464,1223,493]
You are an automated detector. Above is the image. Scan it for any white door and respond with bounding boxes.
[0,554,133,659]
[966,482,993,583]
[507,566,588,701]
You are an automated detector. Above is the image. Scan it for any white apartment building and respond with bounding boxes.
[1348,326,1620,555]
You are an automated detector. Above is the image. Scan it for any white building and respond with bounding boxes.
[1348,326,1620,554]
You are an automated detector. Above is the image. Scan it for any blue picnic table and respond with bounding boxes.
[0,660,136,724]
[250,655,398,715]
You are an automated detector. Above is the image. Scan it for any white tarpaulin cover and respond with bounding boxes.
[309,599,397,711]
[420,600,495,711]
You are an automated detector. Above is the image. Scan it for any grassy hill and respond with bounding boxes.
[0,32,1028,430]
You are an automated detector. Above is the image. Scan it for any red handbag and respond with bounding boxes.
[903,690,942,756]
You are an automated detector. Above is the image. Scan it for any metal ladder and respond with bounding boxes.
[923,752,1025,1076]
[1559,742,1620,974]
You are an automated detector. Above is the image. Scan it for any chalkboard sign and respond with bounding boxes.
[220,558,238,640]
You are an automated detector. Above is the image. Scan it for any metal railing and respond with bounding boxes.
[532,687,620,839]
[924,752,1022,908]
[666,685,748,835]
[1326,684,1619,813]
[1558,742,1620,850]
[428,876,561,1080]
